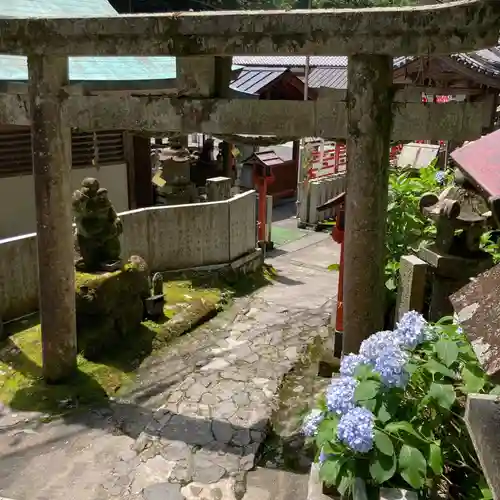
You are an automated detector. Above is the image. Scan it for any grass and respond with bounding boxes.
[0,268,273,415]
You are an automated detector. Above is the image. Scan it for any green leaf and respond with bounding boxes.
[400,467,425,489]
[435,316,454,325]
[354,363,375,380]
[315,418,339,448]
[385,421,427,442]
[461,365,486,394]
[428,382,456,410]
[374,430,394,456]
[490,385,500,395]
[399,445,427,489]
[319,457,343,486]
[434,339,459,367]
[423,359,456,379]
[328,263,340,272]
[428,443,443,475]
[404,362,419,376]
[385,278,396,291]
[369,452,396,484]
[377,403,392,424]
[399,445,427,472]
[354,380,380,402]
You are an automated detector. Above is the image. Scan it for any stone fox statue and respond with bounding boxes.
[72,177,123,271]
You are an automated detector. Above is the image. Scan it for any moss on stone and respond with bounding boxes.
[75,263,150,360]
[0,267,271,415]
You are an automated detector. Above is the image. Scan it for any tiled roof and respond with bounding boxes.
[452,47,500,78]
[230,67,288,94]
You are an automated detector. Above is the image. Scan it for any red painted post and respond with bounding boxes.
[332,204,345,358]
[253,162,275,246]
[257,176,268,242]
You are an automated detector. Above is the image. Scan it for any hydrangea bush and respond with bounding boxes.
[303,311,497,499]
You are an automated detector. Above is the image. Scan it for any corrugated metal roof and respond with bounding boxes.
[230,67,287,95]
[3,0,117,17]
[234,56,412,69]
[0,55,177,81]
[233,56,348,67]
[307,67,347,89]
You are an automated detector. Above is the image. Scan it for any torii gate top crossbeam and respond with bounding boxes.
[0,0,498,57]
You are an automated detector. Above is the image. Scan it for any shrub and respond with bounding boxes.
[303,312,495,499]
[385,162,451,296]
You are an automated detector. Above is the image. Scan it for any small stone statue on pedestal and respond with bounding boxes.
[72,177,123,272]
[418,168,494,320]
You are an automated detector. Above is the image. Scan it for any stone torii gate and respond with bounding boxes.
[0,0,498,381]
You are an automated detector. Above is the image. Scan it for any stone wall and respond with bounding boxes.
[0,190,257,321]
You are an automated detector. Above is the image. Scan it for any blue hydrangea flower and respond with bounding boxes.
[326,377,359,416]
[373,344,409,388]
[337,407,375,453]
[302,409,324,437]
[319,448,327,464]
[340,353,371,377]
[360,330,397,364]
[394,311,427,349]
[435,171,446,185]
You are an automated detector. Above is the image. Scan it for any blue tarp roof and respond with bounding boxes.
[0,0,179,82]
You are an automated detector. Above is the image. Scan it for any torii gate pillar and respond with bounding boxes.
[343,55,393,354]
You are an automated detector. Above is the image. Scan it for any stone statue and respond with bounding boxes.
[73,177,123,271]
[419,168,492,256]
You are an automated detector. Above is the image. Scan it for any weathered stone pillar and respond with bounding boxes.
[343,55,394,354]
[28,55,77,382]
[206,176,232,201]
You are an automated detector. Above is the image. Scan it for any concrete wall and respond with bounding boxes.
[0,190,257,321]
[0,163,129,239]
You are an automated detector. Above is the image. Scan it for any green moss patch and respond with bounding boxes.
[0,267,272,415]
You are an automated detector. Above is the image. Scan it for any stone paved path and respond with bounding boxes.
[0,224,339,500]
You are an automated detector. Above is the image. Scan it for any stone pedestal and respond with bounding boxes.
[419,245,492,321]
[396,255,428,322]
[206,176,232,201]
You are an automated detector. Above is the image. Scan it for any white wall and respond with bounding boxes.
[0,163,129,239]
[0,191,258,321]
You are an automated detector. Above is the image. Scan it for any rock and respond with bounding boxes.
[143,482,184,500]
[181,478,238,500]
[158,299,218,343]
[192,450,226,484]
[75,255,149,360]
[130,455,175,494]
